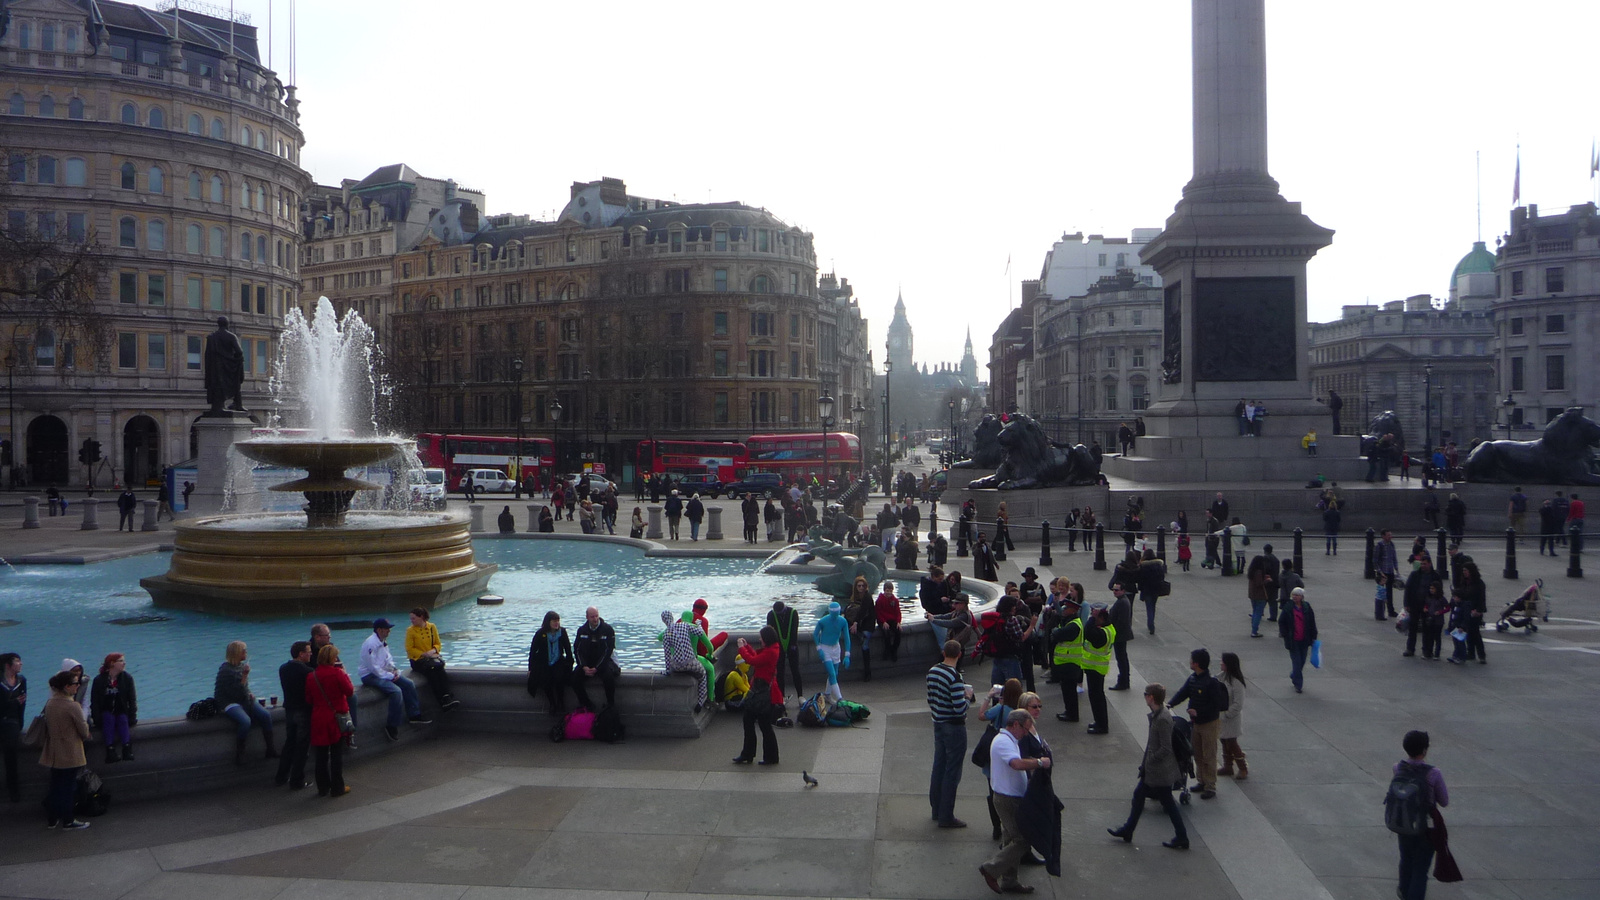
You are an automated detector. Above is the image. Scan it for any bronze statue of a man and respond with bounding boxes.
[203,316,246,413]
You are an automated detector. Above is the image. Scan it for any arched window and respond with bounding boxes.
[64,158,85,186]
[147,220,166,251]
[148,106,164,129]
[240,125,252,146]
[209,226,224,257]
[120,161,136,190]
[240,231,252,261]
[256,131,266,151]
[65,29,78,52]
[187,113,202,134]
[256,185,266,210]
[34,329,55,368]
[38,96,55,117]
[188,171,201,199]
[559,283,578,301]
[751,275,771,294]
[8,93,24,116]
[256,235,266,262]
[120,102,137,124]
[119,216,137,248]
[209,174,223,203]
[239,178,250,209]
[147,166,163,194]
[186,223,202,254]
[67,97,83,119]
[16,23,29,50]
[210,118,224,140]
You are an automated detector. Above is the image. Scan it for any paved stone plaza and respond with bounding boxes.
[2,491,1597,900]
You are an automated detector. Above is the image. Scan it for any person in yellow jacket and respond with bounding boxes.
[1081,604,1115,735]
[405,608,462,712]
[1049,594,1085,723]
[1302,429,1318,457]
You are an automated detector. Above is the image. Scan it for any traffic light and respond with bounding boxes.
[79,438,101,465]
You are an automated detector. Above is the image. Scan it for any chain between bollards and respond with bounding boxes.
[1093,523,1107,571]
[1040,521,1053,567]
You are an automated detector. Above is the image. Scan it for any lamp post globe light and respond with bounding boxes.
[817,392,835,498]
[852,399,867,483]
[512,357,525,499]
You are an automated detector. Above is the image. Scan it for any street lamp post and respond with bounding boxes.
[549,397,564,477]
[1423,363,1433,460]
[948,399,956,464]
[512,357,525,499]
[818,392,835,499]
[595,410,610,476]
[882,359,892,494]
[582,368,593,472]
[1502,394,1516,440]
[852,400,866,483]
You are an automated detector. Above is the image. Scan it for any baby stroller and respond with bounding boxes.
[1495,579,1549,633]
[1169,714,1196,805]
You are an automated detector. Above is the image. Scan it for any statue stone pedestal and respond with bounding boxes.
[647,506,663,539]
[190,412,259,515]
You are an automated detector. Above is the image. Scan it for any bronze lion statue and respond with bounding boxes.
[968,414,1101,490]
[952,414,1005,469]
[1465,407,1600,485]
[1360,410,1406,459]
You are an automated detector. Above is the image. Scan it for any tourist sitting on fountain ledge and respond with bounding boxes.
[406,609,462,713]
[498,506,516,534]
[358,619,431,742]
[214,641,277,765]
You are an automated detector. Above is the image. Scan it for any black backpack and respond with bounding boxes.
[592,705,626,743]
[186,698,218,720]
[75,769,111,817]
[1384,762,1433,835]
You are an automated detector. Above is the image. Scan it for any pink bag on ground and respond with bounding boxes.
[563,709,596,741]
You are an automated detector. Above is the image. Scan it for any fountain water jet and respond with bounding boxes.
[142,298,495,615]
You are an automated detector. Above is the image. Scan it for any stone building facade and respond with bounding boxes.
[383,177,873,480]
[2,0,310,488]
[1491,203,1600,431]
[298,164,486,347]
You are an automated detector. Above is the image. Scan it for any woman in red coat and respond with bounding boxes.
[305,644,354,797]
[731,627,784,766]
[875,581,904,663]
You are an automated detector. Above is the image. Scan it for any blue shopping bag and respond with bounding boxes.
[1309,639,1322,669]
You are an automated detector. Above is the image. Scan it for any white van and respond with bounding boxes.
[408,468,447,509]
[459,468,514,493]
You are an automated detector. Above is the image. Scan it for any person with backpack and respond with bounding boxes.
[1106,682,1188,850]
[1167,648,1227,799]
[730,627,783,766]
[1279,588,1319,693]
[1389,730,1450,900]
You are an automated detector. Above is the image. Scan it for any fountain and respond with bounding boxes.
[141,298,495,616]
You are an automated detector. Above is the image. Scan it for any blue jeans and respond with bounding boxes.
[1120,780,1187,842]
[990,656,1022,688]
[222,700,274,740]
[930,720,966,824]
[361,673,421,728]
[1250,600,1266,635]
[929,621,950,649]
[690,520,701,540]
[1287,644,1308,690]
[1397,832,1435,900]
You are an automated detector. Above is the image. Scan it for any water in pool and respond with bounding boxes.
[0,540,920,718]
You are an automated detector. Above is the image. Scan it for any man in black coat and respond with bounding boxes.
[766,601,803,699]
[1106,585,1133,691]
[116,488,138,532]
[741,494,761,544]
[572,606,620,709]
[1168,648,1227,800]
[1402,557,1442,657]
[275,641,314,789]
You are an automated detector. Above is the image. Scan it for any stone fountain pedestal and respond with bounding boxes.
[187,412,259,516]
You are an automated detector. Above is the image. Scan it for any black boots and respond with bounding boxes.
[264,733,280,759]
[105,746,120,764]
[121,744,133,761]
[234,736,248,766]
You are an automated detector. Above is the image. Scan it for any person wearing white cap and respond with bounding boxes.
[359,618,430,741]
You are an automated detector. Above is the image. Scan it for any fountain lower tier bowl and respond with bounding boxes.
[141,510,496,616]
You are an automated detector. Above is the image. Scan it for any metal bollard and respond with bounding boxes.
[79,497,100,531]
[22,496,41,529]
[1221,527,1235,576]
[1436,528,1449,579]
[1093,524,1107,571]
[1156,524,1166,562]
[992,516,1007,561]
[957,520,969,557]
[1363,528,1376,579]
[1040,521,1053,567]
[1568,524,1584,578]
[706,506,724,540]
[929,510,939,542]
[468,503,485,533]
[1503,527,1518,580]
[526,504,540,532]
[141,498,160,531]
[1293,527,1304,579]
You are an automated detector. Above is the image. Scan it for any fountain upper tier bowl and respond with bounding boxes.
[234,437,407,493]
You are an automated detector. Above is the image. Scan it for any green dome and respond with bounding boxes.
[1452,240,1496,280]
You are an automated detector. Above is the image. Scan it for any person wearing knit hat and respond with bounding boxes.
[812,602,851,701]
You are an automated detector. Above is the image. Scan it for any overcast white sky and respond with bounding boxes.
[251,1,1598,369]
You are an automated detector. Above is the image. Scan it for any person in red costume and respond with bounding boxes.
[692,599,729,650]
[731,626,783,765]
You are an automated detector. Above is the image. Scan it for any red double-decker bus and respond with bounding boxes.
[415,433,555,483]
[745,433,859,483]
[635,440,748,482]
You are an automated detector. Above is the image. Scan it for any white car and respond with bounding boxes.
[563,473,615,495]
[408,468,447,509]
[459,468,514,493]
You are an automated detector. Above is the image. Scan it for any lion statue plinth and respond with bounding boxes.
[1465,407,1600,485]
[952,414,1004,469]
[967,414,1101,490]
